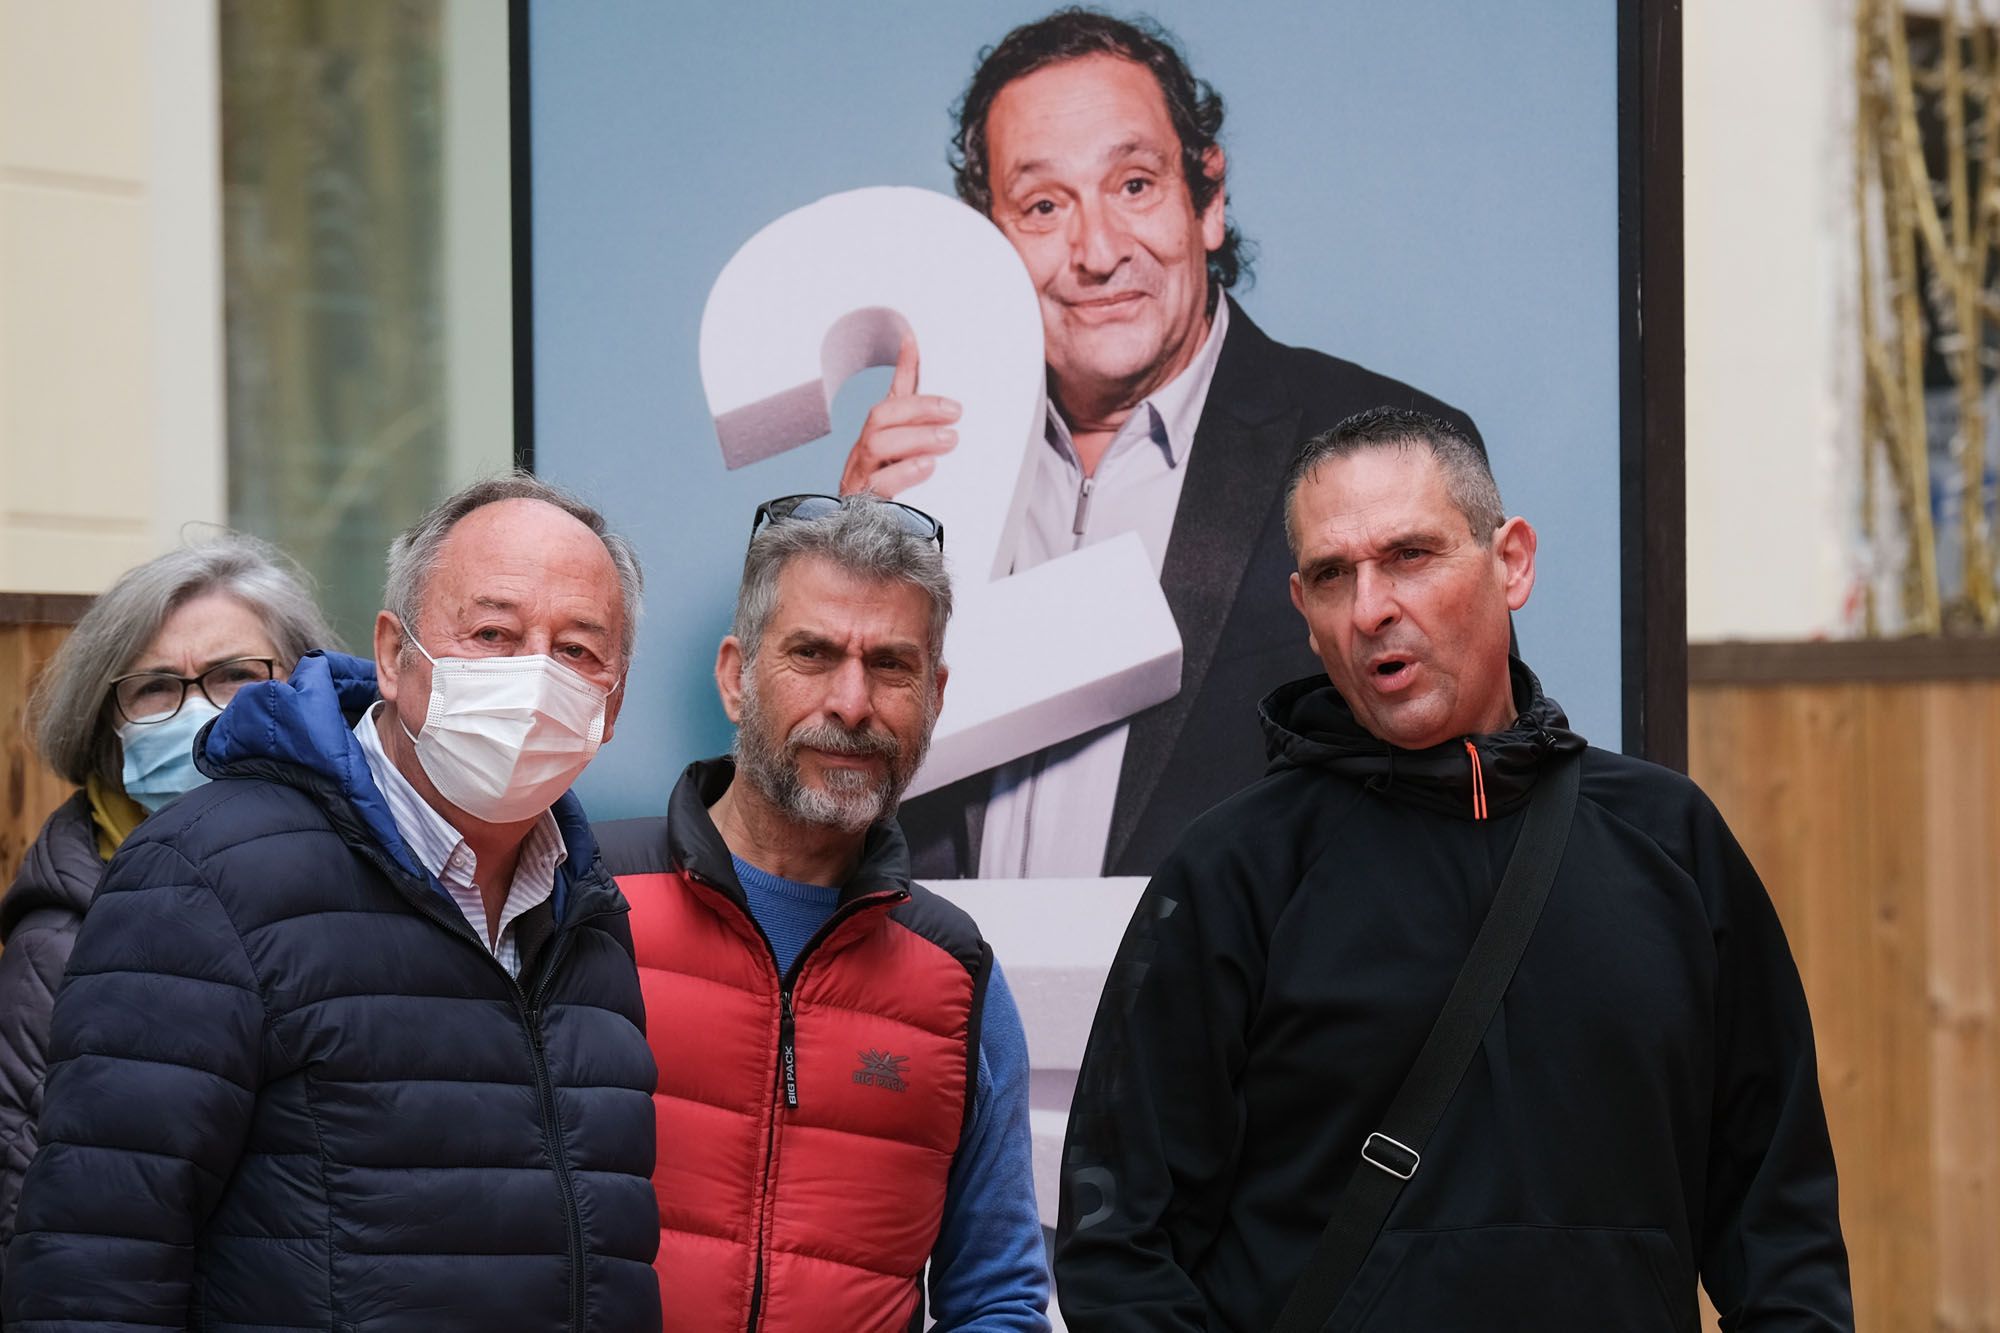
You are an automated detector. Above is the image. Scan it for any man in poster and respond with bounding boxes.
[844,9,1483,879]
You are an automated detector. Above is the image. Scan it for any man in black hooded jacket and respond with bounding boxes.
[1053,408,1851,1331]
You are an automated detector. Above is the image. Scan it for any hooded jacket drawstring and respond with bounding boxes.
[1257,657,1586,821]
[1463,739,1488,820]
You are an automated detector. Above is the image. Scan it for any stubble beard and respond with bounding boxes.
[732,669,937,835]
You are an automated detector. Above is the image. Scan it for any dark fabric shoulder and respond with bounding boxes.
[1,791,100,943]
[1577,742,1711,805]
[892,881,987,979]
[576,868,639,963]
[1222,303,1484,453]
[592,814,673,878]
[1170,760,1369,879]
[126,770,341,866]
[894,883,992,1146]
[1575,745,1733,869]
[1269,337,1485,452]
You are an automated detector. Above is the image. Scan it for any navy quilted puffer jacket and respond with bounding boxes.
[0,651,660,1332]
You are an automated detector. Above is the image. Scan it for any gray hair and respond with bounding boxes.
[731,494,953,669]
[28,533,340,787]
[384,472,645,664]
[1283,407,1504,557]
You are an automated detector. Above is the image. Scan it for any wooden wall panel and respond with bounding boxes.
[1689,675,2000,1331]
[1922,683,2000,1328]
[1,621,77,888]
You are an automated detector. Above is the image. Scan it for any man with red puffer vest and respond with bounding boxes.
[598,493,1049,1332]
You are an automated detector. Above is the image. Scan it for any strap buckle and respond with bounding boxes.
[1361,1131,1420,1180]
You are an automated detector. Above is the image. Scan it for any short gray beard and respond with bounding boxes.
[731,669,937,834]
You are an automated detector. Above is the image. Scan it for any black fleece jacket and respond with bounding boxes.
[1054,662,1851,1332]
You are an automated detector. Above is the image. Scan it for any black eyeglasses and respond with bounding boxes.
[751,493,944,551]
[111,658,276,726]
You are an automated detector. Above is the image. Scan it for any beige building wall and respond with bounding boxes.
[1684,0,1859,642]
[0,0,223,596]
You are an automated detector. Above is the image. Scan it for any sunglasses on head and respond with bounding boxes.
[750,493,945,551]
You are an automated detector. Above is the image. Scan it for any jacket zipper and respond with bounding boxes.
[778,991,799,1109]
[1071,474,1095,538]
[688,869,907,1333]
[347,832,607,1332]
[767,886,910,1114]
[525,926,590,1333]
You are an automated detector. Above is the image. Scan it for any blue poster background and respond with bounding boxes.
[526,1,1621,822]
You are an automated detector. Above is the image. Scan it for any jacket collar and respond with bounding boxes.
[1,790,101,940]
[1259,656,1588,820]
[197,649,613,920]
[666,756,915,909]
[1105,300,1303,868]
[1203,296,1294,428]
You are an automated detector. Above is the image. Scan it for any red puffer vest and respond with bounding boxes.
[597,761,990,1333]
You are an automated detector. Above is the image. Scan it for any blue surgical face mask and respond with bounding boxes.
[115,696,223,813]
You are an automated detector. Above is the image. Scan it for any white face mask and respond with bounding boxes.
[399,636,617,824]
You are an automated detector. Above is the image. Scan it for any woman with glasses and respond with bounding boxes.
[0,534,337,1260]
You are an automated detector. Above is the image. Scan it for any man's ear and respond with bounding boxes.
[1198,146,1228,254]
[1494,517,1538,611]
[373,611,406,705]
[932,661,950,712]
[1288,571,1321,659]
[715,637,746,723]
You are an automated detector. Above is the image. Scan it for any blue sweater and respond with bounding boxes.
[732,854,1049,1331]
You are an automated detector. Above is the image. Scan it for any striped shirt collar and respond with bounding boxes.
[352,701,566,976]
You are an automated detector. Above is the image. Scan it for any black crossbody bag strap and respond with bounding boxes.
[1270,752,1582,1333]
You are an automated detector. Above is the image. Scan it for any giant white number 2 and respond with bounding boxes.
[700,187,1182,798]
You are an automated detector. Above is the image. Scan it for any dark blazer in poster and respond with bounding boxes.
[900,300,1483,878]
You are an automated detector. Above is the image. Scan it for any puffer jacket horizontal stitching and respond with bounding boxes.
[765,1239,938,1280]
[13,1228,194,1246]
[786,995,968,1039]
[45,1054,255,1093]
[39,1138,232,1180]
[60,967,256,995]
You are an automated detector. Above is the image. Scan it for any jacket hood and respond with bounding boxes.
[196,650,606,911]
[1259,656,1588,820]
[666,756,915,909]
[198,650,417,876]
[1,790,100,942]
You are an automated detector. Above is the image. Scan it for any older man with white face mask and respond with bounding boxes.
[4,476,663,1333]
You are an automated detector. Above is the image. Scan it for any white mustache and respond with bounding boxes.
[784,720,900,762]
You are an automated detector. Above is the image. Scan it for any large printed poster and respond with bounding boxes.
[525,0,1622,1259]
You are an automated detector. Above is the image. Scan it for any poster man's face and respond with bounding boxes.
[983,54,1226,418]
[1287,447,1535,751]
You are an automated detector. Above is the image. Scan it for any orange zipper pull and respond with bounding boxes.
[1463,739,1488,820]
